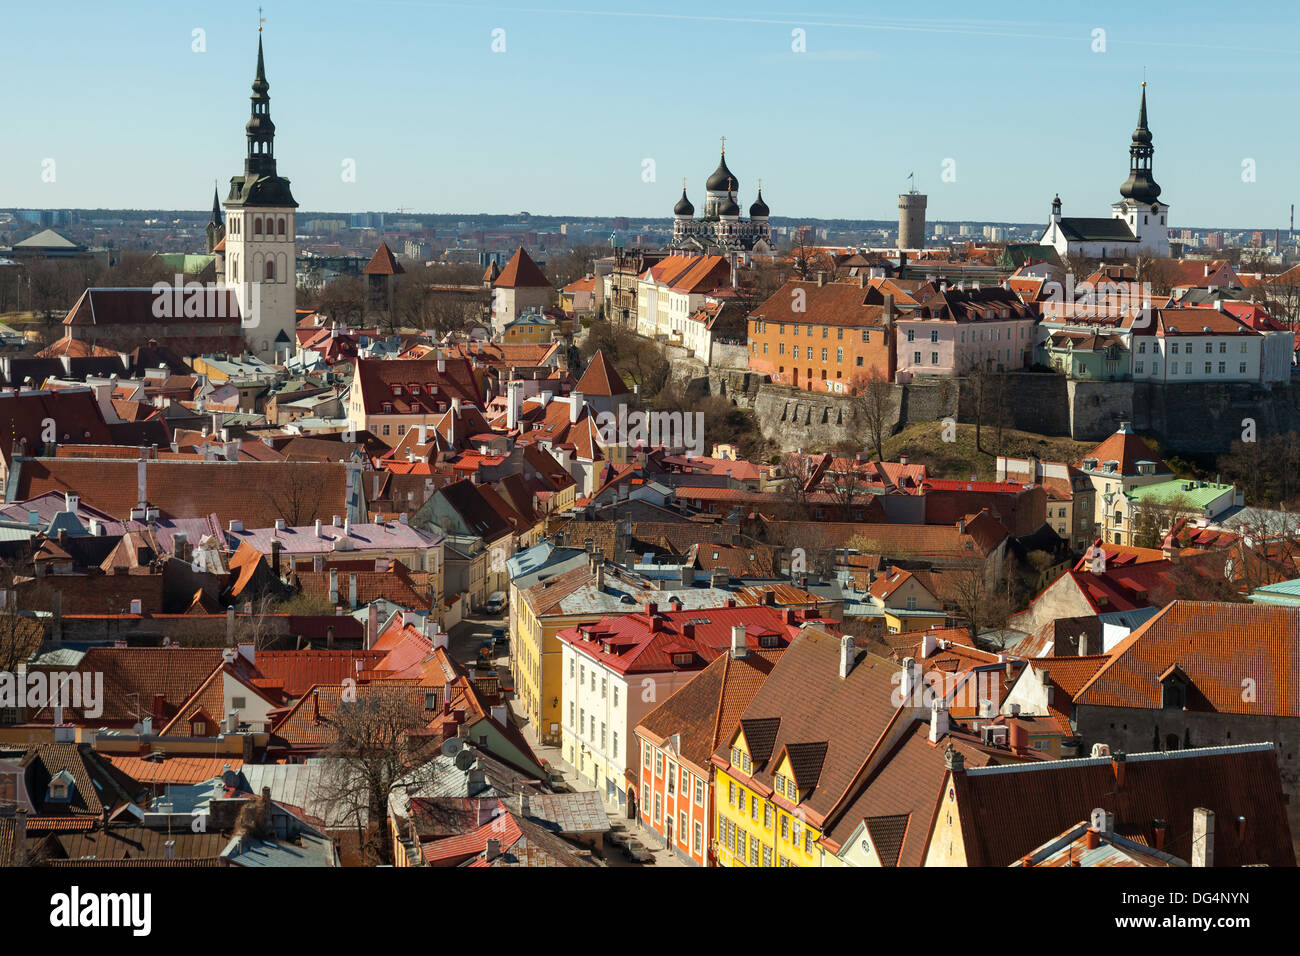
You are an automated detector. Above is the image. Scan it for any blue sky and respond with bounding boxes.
[4,0,1298,229]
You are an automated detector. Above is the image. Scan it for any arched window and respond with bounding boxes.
[265,259,275,281]
[278,217,286,236]
[254,218,262,236]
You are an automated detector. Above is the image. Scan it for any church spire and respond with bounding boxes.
[1119,82,1160,204]
[245,34,277,177]
[209,184,222,228]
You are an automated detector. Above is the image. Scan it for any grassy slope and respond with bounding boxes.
[882,422,1096,481]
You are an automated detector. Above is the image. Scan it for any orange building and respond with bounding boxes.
[746,277,903,393]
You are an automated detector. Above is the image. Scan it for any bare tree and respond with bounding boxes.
[854,367,894,461]
[315,685,439,866]
[266,463,328,527]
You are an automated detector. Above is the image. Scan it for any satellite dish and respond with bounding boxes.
[440,737,464,759]
[454,749,477,772]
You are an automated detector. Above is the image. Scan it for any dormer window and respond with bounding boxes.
[46,769,75,803]
[410,385,420,395]
[672,652,693,666]
[393,385,403,396]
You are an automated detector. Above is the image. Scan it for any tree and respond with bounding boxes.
[266,463,329,527]
[315,685,440,866]
[940,555,1015,644]
[853,367,893,462]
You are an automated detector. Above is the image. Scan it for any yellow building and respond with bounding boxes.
[502,310,558,345]
[709,629,915,867]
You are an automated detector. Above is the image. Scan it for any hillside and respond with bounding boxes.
[882,422,1096,481]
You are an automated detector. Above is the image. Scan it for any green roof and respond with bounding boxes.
[1249,579,1300,606]
[156,253,217,274]
[1125,478,1234,510]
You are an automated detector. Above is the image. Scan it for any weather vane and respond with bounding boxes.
[720,135,726,155]
[259,6,265,32]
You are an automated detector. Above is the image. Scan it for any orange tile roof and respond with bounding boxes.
[492,247,551,289]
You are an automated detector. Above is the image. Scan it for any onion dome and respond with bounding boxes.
[749,188,769,218]
[718,190,740,217]
[674,188,695,216]
[706,151,738,193]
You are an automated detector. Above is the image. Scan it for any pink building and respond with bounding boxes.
[895,286,1038,376]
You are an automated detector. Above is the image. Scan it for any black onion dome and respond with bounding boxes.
[718,191,740,217]
[706,153,738,192]
[749,188,769,218]
[674,189,695,216]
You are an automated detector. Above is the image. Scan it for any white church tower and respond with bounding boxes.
[1110,83,1169,257]
[223,33,298,362]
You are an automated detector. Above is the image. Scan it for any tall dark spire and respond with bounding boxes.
[1119,82,1161,204]
[209,185,222,228]
[245,35,277,177]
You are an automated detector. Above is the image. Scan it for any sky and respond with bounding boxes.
[4,0,1299,229]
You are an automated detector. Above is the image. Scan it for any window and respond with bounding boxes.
[793,346,800,360]
[265,259,275,281]
[821,348,828,362]
[862,330,870,343]
[1240,362,1247,374]
[856,356,864,366]
[836,347,843,363]
[931,352,939,365]
[679,810,687,842]
[579,707,585,736]
[837,327,843,340]
[1219,362,1226,374]
[1205,343,1213,354]
[653,793,662,823]
[774,772,786,793]
[764,804,773,828]
[913,351,921,364]
[781,815,789,839]
[1219,342,1227,353]
[930,329,939,343]
[694,821,703,853]
[763,845,773,867]
[695,779,704,805]
[1135,361,1144,373]
[728,780,734,805]
[231,696,246,710]
[655,751,663,777]
[601,678,607,699]
[1205,362,1212,374]
[569,658,574,678]
[750,838,760,867]
[906,329,915,342]
[643,742,650,768]
[613,686,619,706]
[822,326,828,338]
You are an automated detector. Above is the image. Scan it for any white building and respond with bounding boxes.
[222,36,298,363]
[1040,84,1170,260]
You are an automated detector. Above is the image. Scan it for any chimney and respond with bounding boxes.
[1192,808,1215,867]
[329,568,339,605]
[1112,752,1126,790]
[928,698,948,742]
[485,838,501,861]
[327,625,335,650]
[367,603,379,650]
[348,572,358,609]
[1153,818,1168,850]
[838,634,856,679]
[490,704,508,724]
[730,624,747,659]
[900,657,920,705]
[270,540,282,578]
[944,743,964,773]
[315,518,323,538]
[569,390,584,424]
[816,271,827,287]
[226,605,236,645]
[921,631,939,658]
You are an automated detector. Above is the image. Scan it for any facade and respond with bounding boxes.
[347,355,484,447]
[746,278,898,392]
[1039,85,1170,259]
[559,604,811,816]
[1074,423,1174,536]
[222,36,299,363]
[894,287,1037,377]
[1105,478,1240,548]
[997,456,1096,551]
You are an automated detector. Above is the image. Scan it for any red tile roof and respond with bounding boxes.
[492,247,552,289]
[363,242,405,276]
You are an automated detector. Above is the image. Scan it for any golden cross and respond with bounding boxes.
[720,135,726,155]
[258,6,265,31]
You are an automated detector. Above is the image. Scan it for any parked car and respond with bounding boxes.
[622,839,654,863]
[491,627,507,646]
[485,591,507,615]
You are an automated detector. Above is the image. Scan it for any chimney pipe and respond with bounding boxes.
[1192,808,1215,867]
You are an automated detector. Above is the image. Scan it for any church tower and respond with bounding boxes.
[223,33,298,362]
[205,186,225,254]
[1111,83,1169,256]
